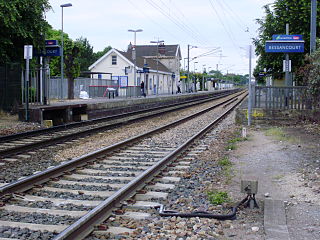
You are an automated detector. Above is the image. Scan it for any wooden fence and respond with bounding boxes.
[254,86,311,110]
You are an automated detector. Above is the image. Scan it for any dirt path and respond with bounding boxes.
[227,126,320,240]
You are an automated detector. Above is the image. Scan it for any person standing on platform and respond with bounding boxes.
[141,81,146,97]
[176,80,181,94]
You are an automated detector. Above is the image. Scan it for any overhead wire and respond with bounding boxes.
[208,0,245,62]
[163,0,208,43]
[216,0,256,40]
[145,0,209,46]
[126,0,181,42]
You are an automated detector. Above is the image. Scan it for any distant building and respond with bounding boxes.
[89,44,181,96]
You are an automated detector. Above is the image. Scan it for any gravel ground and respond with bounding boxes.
[2,98,318,239]
[226,123,320,240]
[0,227,55,240]
[0,210,77,225]
[0,98,239,240]
[93,111,265,240]
[0,96,234,184]
[0,113,42,136]
[88,115,319,239]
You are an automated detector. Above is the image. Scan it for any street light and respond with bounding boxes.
[202,64,206,91]
[193,62,198,91]
[128,29,143,87]
[187,45,197,92]
[150,40,164,95]
[60,3,72,99]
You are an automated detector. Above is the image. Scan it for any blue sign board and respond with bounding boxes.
[45,40,59,46]
[272,35,303,41]
[45,46,61,56]
[265,41,304,53]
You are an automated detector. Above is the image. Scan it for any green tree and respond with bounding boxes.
[0,0,51,63]
[93,46,112,62]
[46,27,81,99]
[65,43,81,99]
[253,0,318,83]
[75,37,95,74]
[296,51,320,108]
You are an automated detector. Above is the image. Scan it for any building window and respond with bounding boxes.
[112,56,117,65]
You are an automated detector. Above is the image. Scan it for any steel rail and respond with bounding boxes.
[0,91,242,158]
[0,90,238,143]
[54,92,248,240]
[0,93,243,198]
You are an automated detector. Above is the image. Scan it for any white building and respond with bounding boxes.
[88,44,181,96]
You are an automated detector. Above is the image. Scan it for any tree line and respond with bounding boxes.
[0,0,111,99]
[254,0,320,108]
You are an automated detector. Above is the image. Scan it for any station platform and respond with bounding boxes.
[20,90,234,125]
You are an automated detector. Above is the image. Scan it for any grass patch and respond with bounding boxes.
[264,127,294,142]
[225,135,248,151]
[218,156,232,166]
[207,191,231,205]
[273,174,285,180]
[225,144,236,151]
[228,137,246,144]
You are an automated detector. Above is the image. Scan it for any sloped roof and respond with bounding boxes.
[117,50,172,73]
[132,45,181,59]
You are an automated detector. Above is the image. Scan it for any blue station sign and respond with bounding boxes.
[265,41,304,53]
[45,40,59,46]
[272,34,303,41]
[45,47,61,56]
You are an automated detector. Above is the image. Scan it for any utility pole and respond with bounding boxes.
[187,44,197,93]
[187,45,190,92]
[310,0,317,53]
[150,39,164,95]
[128,29,143,87]
[248,45,252,126]
[60,3,72,100]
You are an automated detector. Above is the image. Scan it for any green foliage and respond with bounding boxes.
[29,87,36,102]
[264,127,289,141]
[207,191,230,205]
[218,157,232,166]
[225,144,236,151]
[0,0,51,63]
[228,137,244,144]
[93,46,112,62]
[75,37,95,74]
[253,0,315,83]
[296,50,320,108]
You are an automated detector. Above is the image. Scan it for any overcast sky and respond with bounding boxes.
[46,0,274,75]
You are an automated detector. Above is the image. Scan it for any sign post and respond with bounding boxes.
[265,31,305,87]
[248,45,252,126]
[24,45,33,121]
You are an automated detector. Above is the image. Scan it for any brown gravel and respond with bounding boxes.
[0,113,42,136]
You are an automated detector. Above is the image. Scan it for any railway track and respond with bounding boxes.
[0,90,240,161]
[0,92,246,239]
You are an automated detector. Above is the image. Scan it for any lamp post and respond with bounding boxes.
[128,29,143,87]
[150,39,164,95]
[310,0,317,54]
[60,3,72,100]
[193,61,198,92]
[202,64,206,91]
[187,45,197,92]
